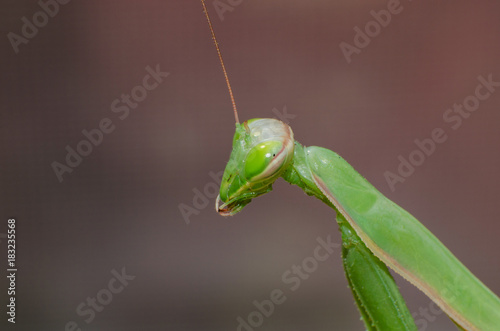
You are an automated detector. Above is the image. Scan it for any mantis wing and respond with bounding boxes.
[305,146,500,331]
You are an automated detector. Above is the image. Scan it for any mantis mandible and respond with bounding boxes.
[200,1,500,330]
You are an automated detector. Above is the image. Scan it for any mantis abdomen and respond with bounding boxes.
[298,145,500,331]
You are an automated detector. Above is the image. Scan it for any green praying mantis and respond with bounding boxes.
[200,1,500,330]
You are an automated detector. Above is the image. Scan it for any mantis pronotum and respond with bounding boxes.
[200,1,500,330]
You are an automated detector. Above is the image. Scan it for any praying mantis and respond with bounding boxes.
[200,1,500,330]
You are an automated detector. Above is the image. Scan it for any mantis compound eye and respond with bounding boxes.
[244,141,283,181]
[242,118,294,181]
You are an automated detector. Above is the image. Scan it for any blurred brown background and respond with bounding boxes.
[1,1,500,330]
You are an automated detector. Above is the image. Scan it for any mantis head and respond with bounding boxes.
[216,118,295,216]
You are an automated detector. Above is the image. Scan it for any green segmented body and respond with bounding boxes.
[199,3,500,327]
[300,145,500,331]
[216,118,500,330]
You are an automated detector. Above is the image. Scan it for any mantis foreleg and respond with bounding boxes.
[338,213,417,330]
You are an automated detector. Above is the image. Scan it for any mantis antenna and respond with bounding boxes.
[200,0,240,124]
